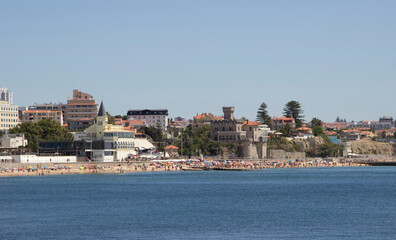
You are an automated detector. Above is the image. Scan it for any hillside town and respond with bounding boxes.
[1,86,396,165]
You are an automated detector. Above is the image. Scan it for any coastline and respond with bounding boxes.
[0,160,371,178]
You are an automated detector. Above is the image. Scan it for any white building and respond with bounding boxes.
[0,134,27,148]
[0,88,19,132]
[127,109,168,131]
[12,155,76,163]
[84,101,137,162]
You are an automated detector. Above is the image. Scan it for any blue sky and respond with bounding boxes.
[1,0,395,122]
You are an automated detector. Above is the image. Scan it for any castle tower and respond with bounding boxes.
[223,106,235,120]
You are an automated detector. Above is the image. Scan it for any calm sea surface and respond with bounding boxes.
[1,167,396,240]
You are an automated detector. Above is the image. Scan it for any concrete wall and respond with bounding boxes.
[268,150,305,159]
[12,155,77,163]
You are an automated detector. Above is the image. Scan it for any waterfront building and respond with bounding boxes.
[127,109,168,131]
[84,101,136,162]
[0,88,19,132]
[65,89,98,131]
[22,109,63,125]
[211,107,268,159]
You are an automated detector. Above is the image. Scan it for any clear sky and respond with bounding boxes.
[1,0,395,122]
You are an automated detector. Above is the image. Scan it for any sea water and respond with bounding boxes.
[1,167,396,239]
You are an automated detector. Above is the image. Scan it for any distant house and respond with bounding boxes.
[272,117,295,130]
[193,113,223,130]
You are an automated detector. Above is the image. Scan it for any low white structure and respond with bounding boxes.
[0,134,27,148]
[12,155,77,164]
[133,138,155,151]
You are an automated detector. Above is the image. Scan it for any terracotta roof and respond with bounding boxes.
[243,121,261,126]
[296,127,312,131]
[273,117,295,121]
[164,145,179,150]
[194,113,223,120]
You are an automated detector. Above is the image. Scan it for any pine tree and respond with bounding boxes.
[256,102,271,125]
[283,100,304,128]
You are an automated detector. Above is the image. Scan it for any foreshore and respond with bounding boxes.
[0,159,374,178]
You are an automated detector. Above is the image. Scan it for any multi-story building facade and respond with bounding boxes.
[127,109,168,130]
[65,89,98,131]
[28,103,66,120]
[22,110,63,125]
[0,87,19,132]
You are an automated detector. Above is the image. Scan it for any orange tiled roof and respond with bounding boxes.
[243,121,261,126]
[164,145,179,150]
[296,127,312,131]
[273,117,295,121]
[194,113,223,120]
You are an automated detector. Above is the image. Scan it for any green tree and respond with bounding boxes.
[0,130,4,138]
[279,123,293,137]
[174,125,227,156]
[106,112,115,125]
[144,126,164,142]
[115,115,128,120]
[283,100,304,127]
[311,117,323,128]
[9,119,73,151]
[312,126,324,136]
[256,102,271,125]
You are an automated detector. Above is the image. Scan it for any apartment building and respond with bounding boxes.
[0,87,19,132]
[127,109,168,130]
[65,89,98,131]
[22,110,63,125]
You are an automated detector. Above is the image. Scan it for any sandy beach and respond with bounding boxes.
[0,159,371,178]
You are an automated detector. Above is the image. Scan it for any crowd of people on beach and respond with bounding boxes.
[0,157,373,177]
